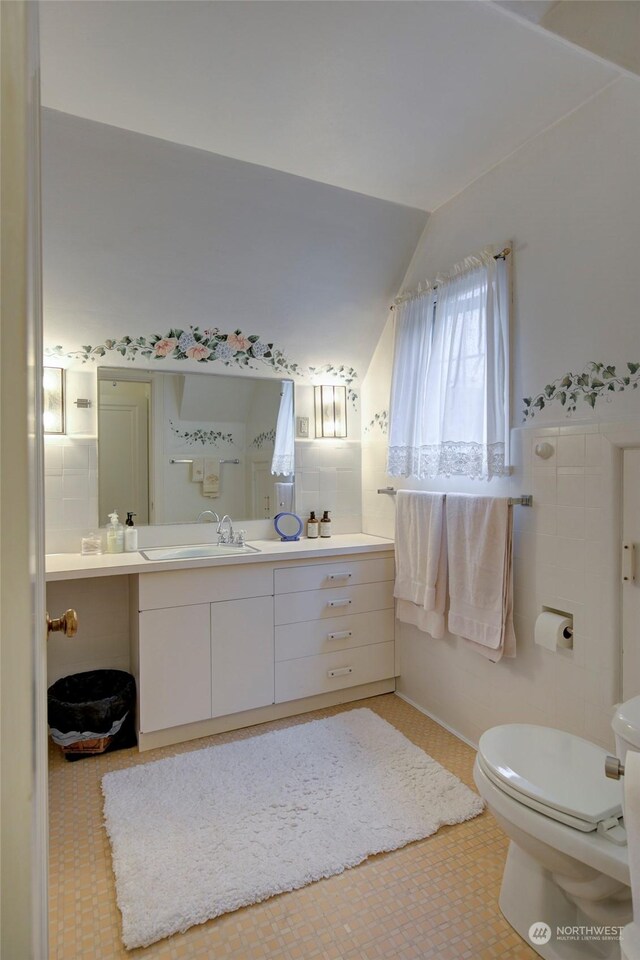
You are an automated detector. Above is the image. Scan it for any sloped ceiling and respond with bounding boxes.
[39,0,620,385]
[41,110,427,379]
[39,0,617,211]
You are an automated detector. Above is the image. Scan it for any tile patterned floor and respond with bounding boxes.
[49,693,537,959]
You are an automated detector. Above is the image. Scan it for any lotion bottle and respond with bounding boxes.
[307,511,319,538]
[106,510,124,554]
[320,510,332,538]
[124,512,138,552]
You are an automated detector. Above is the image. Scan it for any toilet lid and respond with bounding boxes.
[479,724,622,825]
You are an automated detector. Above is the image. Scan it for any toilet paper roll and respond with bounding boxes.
[534,611,573,651]
[624,752,640,923]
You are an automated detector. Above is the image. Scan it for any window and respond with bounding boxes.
[387,248,510,480]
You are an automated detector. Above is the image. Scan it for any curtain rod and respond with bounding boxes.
[390,247,511,311]
[376,487,532,507]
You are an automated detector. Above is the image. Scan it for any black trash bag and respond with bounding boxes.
[47,669,136,761]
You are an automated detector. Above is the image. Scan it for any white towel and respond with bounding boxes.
[191,459,204,482]
[203,459,219,498]
[446,494,515,662]
[394,491,447,640]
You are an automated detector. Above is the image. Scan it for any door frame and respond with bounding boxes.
[1,2,48,956]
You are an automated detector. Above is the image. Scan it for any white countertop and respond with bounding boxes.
[46,534,395,581]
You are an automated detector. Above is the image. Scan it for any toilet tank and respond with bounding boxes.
[613,695,640,761]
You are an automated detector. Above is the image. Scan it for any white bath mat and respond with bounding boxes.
[101,708,484,949]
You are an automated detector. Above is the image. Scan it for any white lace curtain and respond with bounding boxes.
[387,248,510,480]
[271,380,295,476]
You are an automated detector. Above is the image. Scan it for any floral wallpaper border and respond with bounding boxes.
[523,362,640,420]
[45,326,359,406]
[251,429,276,448]
[364,410,388,435]
[169,421,234,446]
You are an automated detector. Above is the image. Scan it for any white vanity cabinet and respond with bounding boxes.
[274,557,395,703]
[121,540,397,748]
[210,596,274,718]
[138,603,212,732]
[134,564,275,734]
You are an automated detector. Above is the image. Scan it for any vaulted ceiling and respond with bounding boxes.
[39,0,618,212]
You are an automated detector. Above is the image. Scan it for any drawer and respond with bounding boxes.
[138,564,273,610]
[274,581,394,625]
[274,557,394,595]
[275,641,395,703]
[275,609,394,661]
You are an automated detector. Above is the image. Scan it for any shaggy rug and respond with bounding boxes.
[101,708,484,949]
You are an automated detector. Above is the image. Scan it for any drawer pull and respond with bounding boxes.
[327,666,353,679]
[327,572,353,581]
[327,630,353,641]
[327,598,352,608]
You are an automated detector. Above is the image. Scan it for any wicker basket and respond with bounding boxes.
[61,735,114,756]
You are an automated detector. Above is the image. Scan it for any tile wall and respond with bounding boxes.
[362,420,623,750]
[44,436,100,554]
[294,440,362,534]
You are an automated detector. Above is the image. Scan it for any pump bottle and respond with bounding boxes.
[320,510,332,537]
[124,512,138,552]
[106,510,124,554]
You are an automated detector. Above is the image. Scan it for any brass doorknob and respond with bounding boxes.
[46,608,78,638]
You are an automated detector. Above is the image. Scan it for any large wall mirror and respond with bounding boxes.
[97,367,294,526]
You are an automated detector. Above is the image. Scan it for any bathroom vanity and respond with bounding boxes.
[46,535,396,750]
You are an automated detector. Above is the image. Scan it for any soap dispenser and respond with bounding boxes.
[124,512,138,552]
[106,510,124,554]
[320,510,332,538]
[307,511,319,538]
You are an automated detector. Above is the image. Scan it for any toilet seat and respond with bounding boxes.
[478,724,623,833]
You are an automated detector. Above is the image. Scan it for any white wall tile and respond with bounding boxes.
[557,435,586,467]
[556,505,585,540]
[557,473,585,506]
[62,442,90,471]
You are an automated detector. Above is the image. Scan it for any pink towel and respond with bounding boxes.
[446,494,515,662]
[394,491,447,640]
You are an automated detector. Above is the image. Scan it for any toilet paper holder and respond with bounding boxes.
[536,608,574,650]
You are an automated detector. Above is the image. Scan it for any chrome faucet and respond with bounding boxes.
[197,510,220,524]
[217,515,234,544]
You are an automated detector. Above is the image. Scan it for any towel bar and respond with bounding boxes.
[376,487,532,507]
[170,457,241,465]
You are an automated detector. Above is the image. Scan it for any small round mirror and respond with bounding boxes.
[274,512,303,542]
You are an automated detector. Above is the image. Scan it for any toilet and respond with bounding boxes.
[474,695,640,960]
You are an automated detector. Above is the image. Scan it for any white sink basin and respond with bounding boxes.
[140,543,261,561]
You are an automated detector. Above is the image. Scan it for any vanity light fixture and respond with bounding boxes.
[43,366,65,435]
[314,385,347,438]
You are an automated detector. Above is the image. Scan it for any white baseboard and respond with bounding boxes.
[394,690,479,750]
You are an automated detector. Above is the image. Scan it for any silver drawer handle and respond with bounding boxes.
[327,666,353,678]
[328,572,352,581]
[327,599,352,608]
[327,630,352,641]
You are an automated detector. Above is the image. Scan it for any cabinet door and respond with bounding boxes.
[139,604,211,732]
[211,596,274,718]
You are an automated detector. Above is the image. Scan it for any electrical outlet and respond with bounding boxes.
[296,416,310,438]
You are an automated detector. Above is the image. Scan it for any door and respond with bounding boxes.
[622,449,640,700]
[211,596,274,717]
[98,378,150,524]
[251,459,274,518]
[138,605,212,732]
[1,3,48,956]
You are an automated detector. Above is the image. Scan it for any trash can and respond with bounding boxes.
[47,670,136,760]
